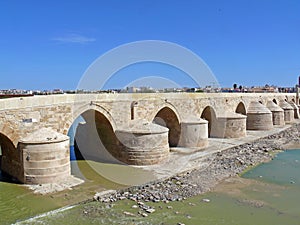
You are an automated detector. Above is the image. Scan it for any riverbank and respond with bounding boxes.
[16,122,300,224]
[95,122,300,204]
[19,148,300,225]
[26,176,84,195]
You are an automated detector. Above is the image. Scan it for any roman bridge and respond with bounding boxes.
[0,92,298,184]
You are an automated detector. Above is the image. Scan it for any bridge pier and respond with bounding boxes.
[214,113,247,138]
[266,101,285,126]
[19,128,70,184]
[289,102,300,119]
[279,101,294,123]
[116,120,169,165]
[246,101,273,130]
[178,118,208,148]
[1,128,71,184]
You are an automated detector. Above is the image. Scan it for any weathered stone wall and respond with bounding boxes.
[272,111,285,126]
[0,93,298,182]
[246,101,273,130]
[0,93,296,145]
[116,130,169,165]
[0,105,72,146]
[178,119,208,148]
[0,133,23,182]
[20,140,70,184]
[215,116,247,138]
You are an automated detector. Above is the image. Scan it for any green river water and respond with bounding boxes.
[0,160,155,225]
[1,150,300,225]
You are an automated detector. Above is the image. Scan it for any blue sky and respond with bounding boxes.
[0,0,299,90]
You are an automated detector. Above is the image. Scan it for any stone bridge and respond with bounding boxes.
[0,93,298,184]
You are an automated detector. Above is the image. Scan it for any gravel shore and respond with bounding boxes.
[95,123,300,203]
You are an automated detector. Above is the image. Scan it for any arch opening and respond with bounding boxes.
[292,98,295,103]
[153,107,181,147]
[235,102,246,115]
[67,109,120,166]
[201,106,217,137]
[0,133,20,182]
[131,101,138,120]
[273,99,277,104]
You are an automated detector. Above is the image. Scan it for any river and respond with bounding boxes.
[0,156,159,225]
[8,149,300,225]
[0,117,160,224]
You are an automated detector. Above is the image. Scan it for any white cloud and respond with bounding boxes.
[52,33,96,44]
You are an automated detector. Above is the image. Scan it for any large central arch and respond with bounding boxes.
[152,107,181,147]
[201,106,217,137]
[69,103,117,133]
[69,109,120,164]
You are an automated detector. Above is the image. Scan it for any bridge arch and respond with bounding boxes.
[273,99,277,104]
[0,132,20,180]
[201,106,217,137]
[152,106,181,147]
[0,124,19,148]
[68,103,117,133]
[68,108,120,163]
[0,133,15,159]
[235,102,247,115]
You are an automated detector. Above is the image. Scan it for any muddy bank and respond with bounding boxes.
[26,176,84,195]
[95,123,300,204]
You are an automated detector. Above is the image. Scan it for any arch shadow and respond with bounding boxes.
[201,106,217,137]
[152,107,181,147]
[0,133,21,183]
[68,109,122,164]
[235,102,246,115]
[69,103,117,133]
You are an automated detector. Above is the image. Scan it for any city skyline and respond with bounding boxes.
[1,1,300,90]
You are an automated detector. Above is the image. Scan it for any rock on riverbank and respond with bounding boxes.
[95,123,300,204]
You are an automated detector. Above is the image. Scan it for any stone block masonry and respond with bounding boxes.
[0,93,298,184]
